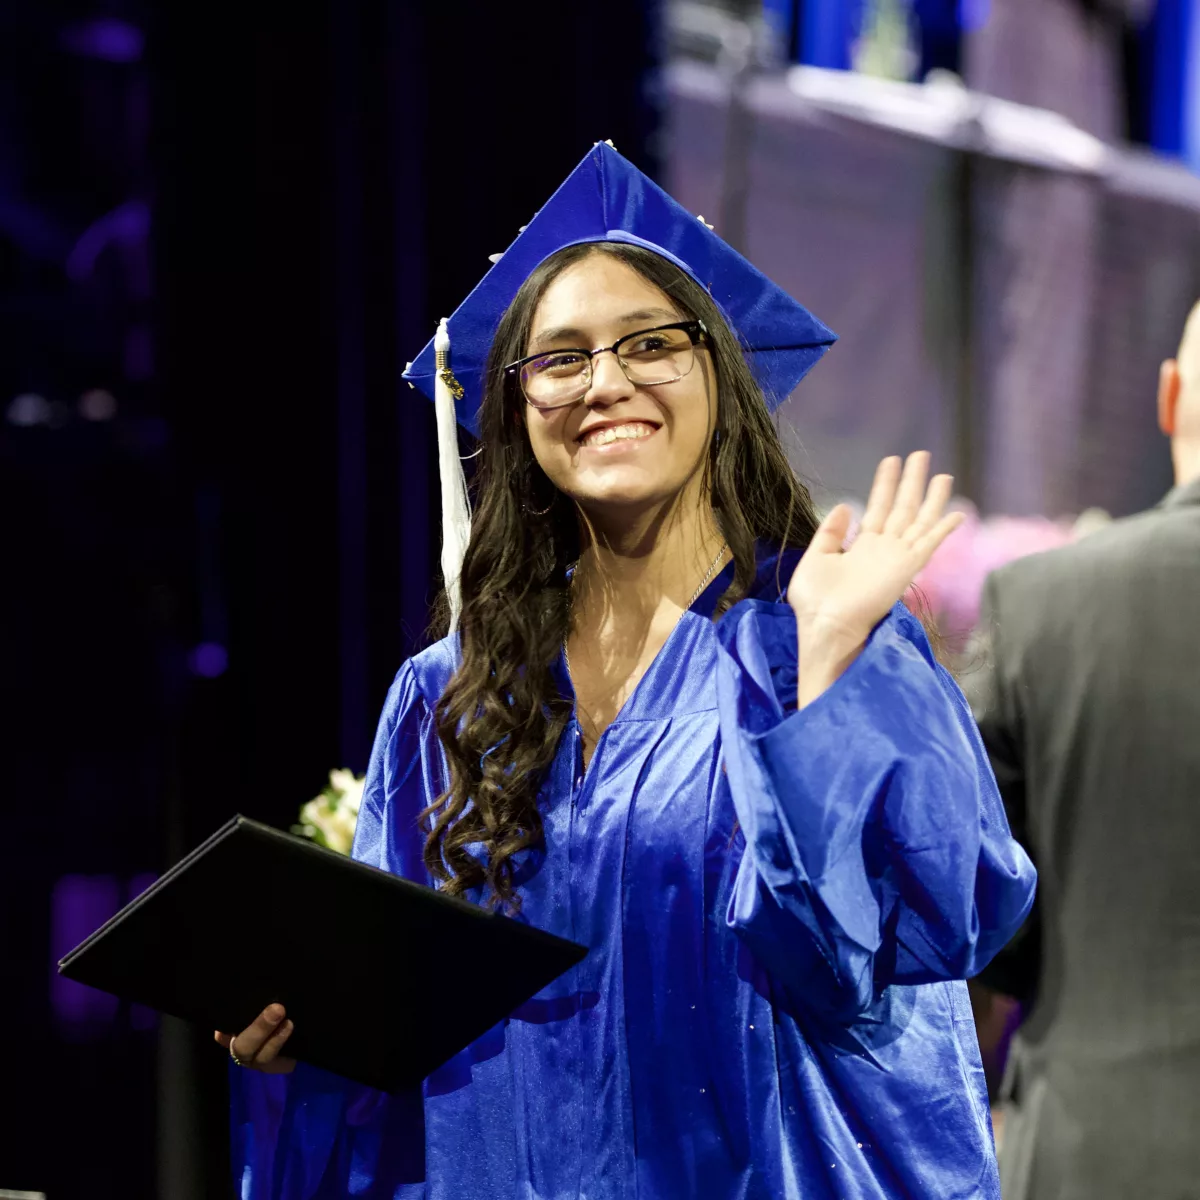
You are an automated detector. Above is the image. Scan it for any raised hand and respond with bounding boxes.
[214,1003,297,1075]
[787,452,962,707]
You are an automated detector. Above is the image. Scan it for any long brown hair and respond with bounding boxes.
[423,242,822,908]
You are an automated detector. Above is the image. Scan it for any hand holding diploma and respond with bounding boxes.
[215,1003,297,1075]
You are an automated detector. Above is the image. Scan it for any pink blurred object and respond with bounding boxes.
[913,504,1083,641]
[828,497,1109,644]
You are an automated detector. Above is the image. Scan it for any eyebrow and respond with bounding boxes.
[528,307,682,351]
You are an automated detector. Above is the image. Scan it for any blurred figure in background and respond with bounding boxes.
[964,0,1155,141]
[970,301,1200,1200]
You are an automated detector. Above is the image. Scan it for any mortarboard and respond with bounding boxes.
[402,141,837,630]
[404,141,835,432]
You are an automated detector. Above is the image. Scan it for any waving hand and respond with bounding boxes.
[787,452,962,707]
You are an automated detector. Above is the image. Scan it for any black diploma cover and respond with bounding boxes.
[58,816,587,1092]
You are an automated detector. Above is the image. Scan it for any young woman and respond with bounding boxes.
[221,147,1035,1199]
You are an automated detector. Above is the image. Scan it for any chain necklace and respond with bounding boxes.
[563,541,728,686]
[685,540,730,610]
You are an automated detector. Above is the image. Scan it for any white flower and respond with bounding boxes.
[328,768,358,795]
[294,768,366,855]
[328,769,365,814]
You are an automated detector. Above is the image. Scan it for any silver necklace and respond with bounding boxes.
[684,541,730,610]
[563,541,728,684]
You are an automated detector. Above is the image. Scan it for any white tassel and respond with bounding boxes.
[434,319,472,632]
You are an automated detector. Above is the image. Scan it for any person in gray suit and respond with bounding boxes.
[970,300,1200,1200]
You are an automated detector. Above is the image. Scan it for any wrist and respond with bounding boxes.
[792,608,866,658]
[792,609,867,709]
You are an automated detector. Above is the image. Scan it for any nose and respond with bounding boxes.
[583,348,635,408]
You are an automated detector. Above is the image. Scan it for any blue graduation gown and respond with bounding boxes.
[232,549,1036,1199]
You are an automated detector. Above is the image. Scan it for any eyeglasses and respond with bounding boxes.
[505,320,708,411]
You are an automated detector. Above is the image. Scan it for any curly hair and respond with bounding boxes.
[422,242,822,909]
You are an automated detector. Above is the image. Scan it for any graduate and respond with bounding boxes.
[221,142,1036,1199]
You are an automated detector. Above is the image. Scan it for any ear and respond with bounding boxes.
[1158,359,1181,436]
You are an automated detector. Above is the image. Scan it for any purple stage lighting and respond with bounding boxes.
[189,642,229,678]
[60,18,145,64]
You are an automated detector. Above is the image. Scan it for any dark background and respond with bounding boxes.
[1,2,658,1195]
[2,0,1194,1195]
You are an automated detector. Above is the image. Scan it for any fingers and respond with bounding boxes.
[906,471,954,543]
[252,1018,295,1066]
[233,1003,288,1060]
[912,511,966,563]
[863,451,955,545]
[859,456,901,534]
[808,503,853,555]
[216,1004,288,1067]
[216,1006,297,1074]
[883,451,930,537]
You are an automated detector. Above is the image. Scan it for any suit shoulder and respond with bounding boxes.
[989,506,1187,600]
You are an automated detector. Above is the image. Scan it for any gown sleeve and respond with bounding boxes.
[229,661,433,1199]
[716,598,1037,1022]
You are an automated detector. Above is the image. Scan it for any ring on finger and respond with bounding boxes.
[229,1035,247,1068]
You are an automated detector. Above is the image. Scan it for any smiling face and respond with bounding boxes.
[521,251,717,524]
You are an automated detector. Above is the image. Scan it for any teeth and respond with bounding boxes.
[584,422,655,447]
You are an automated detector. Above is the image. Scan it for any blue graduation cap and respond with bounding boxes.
[402,141,836,436]
[403,141,836,632]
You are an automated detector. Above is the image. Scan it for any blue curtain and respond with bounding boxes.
[1187,0,1199,171]
[795,0,864,70]
[789,0,965,76]
[1143,0,1198,170]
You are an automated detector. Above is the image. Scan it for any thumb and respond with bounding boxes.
[808,504,853,556]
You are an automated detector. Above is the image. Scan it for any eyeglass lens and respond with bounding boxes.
[521,326,696,408]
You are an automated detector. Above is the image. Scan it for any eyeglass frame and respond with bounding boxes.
[503,320,709,411]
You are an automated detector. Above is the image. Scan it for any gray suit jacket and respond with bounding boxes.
[972,478,1200,1200]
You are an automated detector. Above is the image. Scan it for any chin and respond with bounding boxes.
[570,481,685,517]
